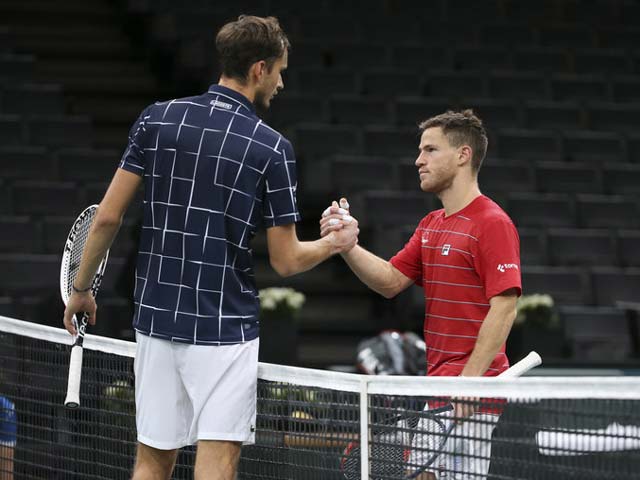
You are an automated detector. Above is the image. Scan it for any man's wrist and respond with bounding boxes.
[72,284,92,293]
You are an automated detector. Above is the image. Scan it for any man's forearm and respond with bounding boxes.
[282,236,335,277]
[73,219,121,289]
[341,246,405,298]
[461,301,516,377]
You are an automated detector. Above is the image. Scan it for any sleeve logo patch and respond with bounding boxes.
[497,263,519,272]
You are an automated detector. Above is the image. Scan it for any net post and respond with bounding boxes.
[359,376,370,480]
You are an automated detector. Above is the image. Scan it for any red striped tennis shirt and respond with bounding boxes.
[390,195,521,377]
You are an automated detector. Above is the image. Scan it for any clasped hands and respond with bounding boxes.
[319,197,359,255]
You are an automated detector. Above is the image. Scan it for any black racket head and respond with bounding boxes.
[341,440,409,480]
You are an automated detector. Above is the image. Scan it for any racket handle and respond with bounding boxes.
[65,345,83,408]
[500,351,542,378]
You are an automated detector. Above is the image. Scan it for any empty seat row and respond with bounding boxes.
[0,83,65,115]
[0,146,119,181]
[0,114,92,148]
[291,123,640,162]
[291,41,640,76]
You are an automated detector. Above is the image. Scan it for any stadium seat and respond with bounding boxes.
[547,228,616,267]
[597,27,640,49]
[397,160,424,191]
[362,18,421,43]
[330,43,389,70]
[0,216,40,253]
[427,70,486,99]
[56,148,119,182]
[329,95,390,125]
[452,47,513,71]
[617,230,640,268]
[480,23,535,46]
[560,306,632,361]
[394,97,454,127]
[0,84,65,115]
[361,70,424,97]
[288,41,328,69]
[629,134,640,163]
[573,48,631,75]
[461,98,521,129]
[539,25,596,48]
[602,164,640,195]
[551,74,608,101]
[591,267,640,306]
[513,47,571,73]
[518,227,548,266]
[0,53,35,81]
[0,146,53,180]
[296,68,360,95]
[330,156,397,193]
[27,115,93,148]
[562,130,625,163]
[587,102,640,134]
[12,180,78,215]
[479,159,535,194]
[0,115,26,146]
[497,129,561,159]
[535,161,601,194]
[523,100,583,130]
[507,193,575,228]
[267,93,328,128]
[362,126,416,156]
[354,190,436,228]
[611,76,640,102]
[0,254,59,293]
[488,72,548,100]
[293,123,360,159]
[390,45,451,73]
[576,194,640,229]
[521,265,591,305]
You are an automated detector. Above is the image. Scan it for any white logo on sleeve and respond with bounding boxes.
[497,263,519,273]
[441,244,451,256]
[210,100,233,110]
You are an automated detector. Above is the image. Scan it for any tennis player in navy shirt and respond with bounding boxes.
[63,15,359,479]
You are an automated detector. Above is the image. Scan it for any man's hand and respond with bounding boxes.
[452,397,479,420]
[319,197,359,253]
[63,291,97,335]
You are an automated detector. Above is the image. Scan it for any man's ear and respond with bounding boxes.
[251,60,267,83]
[457,145,473,167]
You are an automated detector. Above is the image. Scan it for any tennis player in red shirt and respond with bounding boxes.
[321,110,521,479]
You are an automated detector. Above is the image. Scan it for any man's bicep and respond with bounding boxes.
[489,288,519,309]
[99,168,143,220]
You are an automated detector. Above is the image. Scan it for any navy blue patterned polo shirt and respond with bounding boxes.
[119,84,301,345]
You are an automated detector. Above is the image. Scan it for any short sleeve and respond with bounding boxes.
[262,138,302,227]
[474,218,522,299]
[119,105,152,176]
[390,224,424,286]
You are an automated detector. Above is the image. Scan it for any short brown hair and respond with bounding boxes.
[419,109,488,172]
[215,15,290,82]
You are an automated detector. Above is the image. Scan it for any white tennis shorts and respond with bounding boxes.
[134,332,259,450]
[409,409,500,480]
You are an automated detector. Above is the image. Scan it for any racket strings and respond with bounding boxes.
[62,208,97,300]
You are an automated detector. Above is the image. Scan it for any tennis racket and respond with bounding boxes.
[341,351,542,479]
[60,205,110,408]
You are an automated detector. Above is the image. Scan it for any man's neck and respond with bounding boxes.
[438,178,482,217]
[218,76,255,104]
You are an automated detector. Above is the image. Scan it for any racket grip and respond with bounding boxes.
[500,351,542,378]
[64,345,83,408]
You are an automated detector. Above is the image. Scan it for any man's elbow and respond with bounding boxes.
[94,209,122,230]
[270,257,296,278]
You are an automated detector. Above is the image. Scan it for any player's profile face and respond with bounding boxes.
[255,50,287,109]
[415,127,458,194]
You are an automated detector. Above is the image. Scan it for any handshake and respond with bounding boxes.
[319,197,360,255]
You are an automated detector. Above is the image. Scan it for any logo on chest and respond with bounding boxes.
[441,244,451,256]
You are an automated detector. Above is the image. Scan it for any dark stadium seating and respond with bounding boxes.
[2,0,639,367]
[547,228,616,267]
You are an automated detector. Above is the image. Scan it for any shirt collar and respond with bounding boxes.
[207,84,256,114]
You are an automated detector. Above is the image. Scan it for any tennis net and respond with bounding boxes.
[1,315,640,479]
